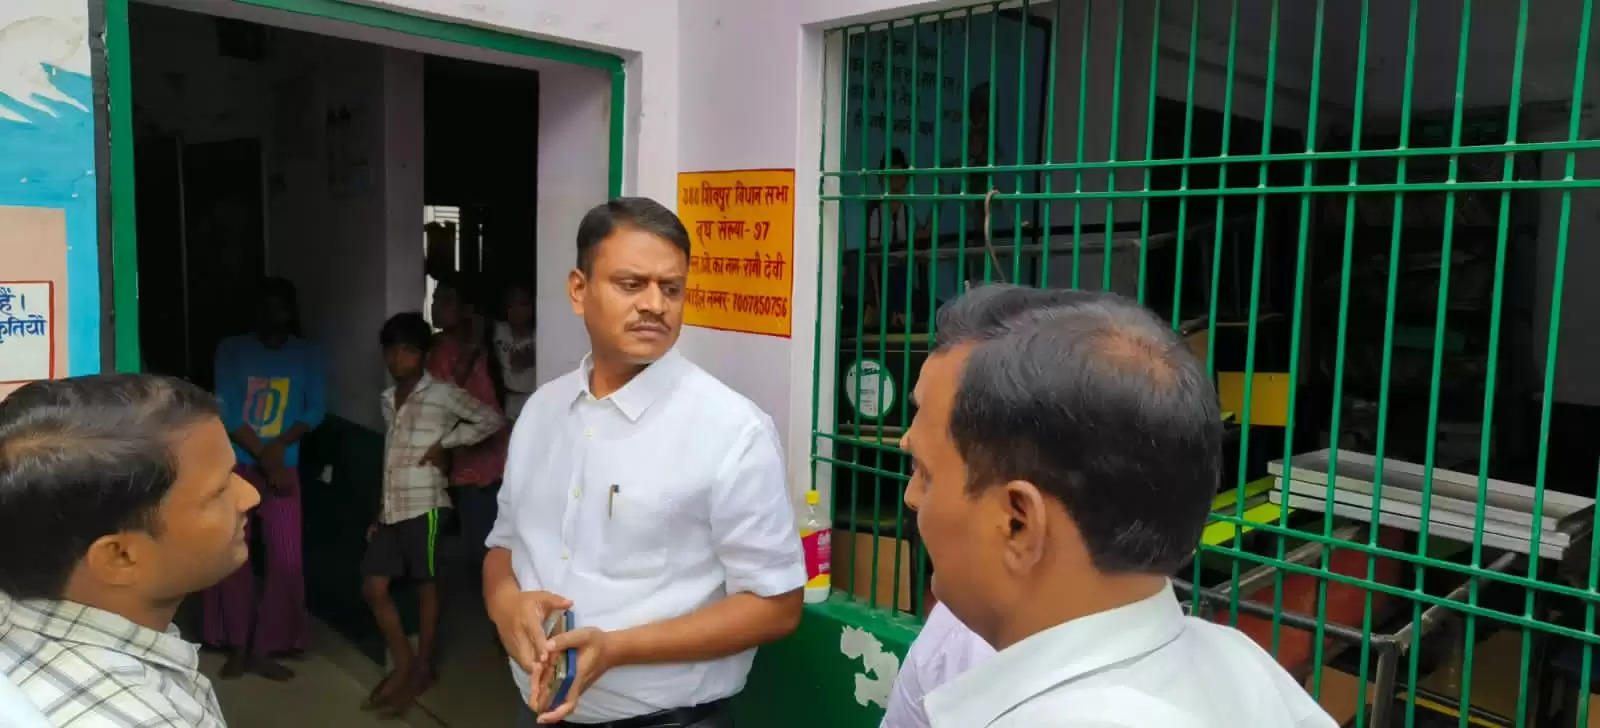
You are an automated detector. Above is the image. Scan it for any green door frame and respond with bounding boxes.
[103,0,627,372]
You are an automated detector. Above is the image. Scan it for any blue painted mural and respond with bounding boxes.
[0,4,98,379]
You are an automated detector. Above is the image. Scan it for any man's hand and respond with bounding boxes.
[487,588,573,676]
[259,440,296,496]
[419,443,450,473]
[534,627,617,724]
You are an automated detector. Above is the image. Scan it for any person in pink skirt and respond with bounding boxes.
[204,278,325,680]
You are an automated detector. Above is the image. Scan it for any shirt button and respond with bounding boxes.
[584,428,594,439]
[572,487,581,499]
[561,549,571,560]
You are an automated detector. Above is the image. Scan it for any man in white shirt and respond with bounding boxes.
[484,197,807,727]
[898,285,1336,728]
[881,600,994,728]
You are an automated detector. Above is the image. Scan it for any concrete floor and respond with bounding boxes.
[202,534,527,727]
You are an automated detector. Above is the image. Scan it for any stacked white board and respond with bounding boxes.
[1266,450,1593,560]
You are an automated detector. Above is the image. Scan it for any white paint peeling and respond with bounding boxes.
[0,3,91,126]
[839,626,900,709]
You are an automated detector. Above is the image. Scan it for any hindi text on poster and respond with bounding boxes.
[0,282,54,384]
[678,169,795,338]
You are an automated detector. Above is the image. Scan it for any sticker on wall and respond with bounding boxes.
[843,358,896,420]
[0,281,53,383]
[839,626,899,709]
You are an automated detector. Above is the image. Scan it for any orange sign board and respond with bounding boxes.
[677,169,795,338]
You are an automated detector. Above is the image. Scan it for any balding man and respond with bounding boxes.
[898,285,1335,728]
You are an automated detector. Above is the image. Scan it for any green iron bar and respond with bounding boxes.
[822,138,1600,177]
[1380,6,1424,725]
[821,178,1600,201]
[1268,0,1324,662]
[1037,0,1060,289]
[1134,0,1161,305]
[813,456,912,485]
[1322,0,1369,707]
[1520,1,1595,725]
[1411,2,1475,723]
[1013,0,1030,285]
[917,11,946,619]
[1471,1,1529,724]
[1103,0,1127,293]
[1170,0,1201,330]
[959,6,972,294]
[849,23,870,607]
[1581,458,1600,727]
[1071,0,1093,287]
[873,17,895,611]
[894,15,921,615]
[985,4,999,284]
[1230,0,1277,647]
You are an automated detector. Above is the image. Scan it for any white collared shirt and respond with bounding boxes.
[926,585,1337,728]
[883,602,997,728]
[488,349,807,723]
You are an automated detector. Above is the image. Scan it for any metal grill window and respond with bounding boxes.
[814,1,1600,725]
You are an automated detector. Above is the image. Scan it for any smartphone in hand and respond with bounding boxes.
[541,609,577,710]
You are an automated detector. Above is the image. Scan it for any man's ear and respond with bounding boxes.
[999,480,1049,575]
[80,532,144,588]
[568,269,587,316]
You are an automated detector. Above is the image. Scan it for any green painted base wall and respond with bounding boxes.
[734,597,920,727]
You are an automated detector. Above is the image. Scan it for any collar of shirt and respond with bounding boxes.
[926,584,1185,728]
[0,594,199,676]
[383,372,439,413]
[388,370,436,397]
[571,349,686,421]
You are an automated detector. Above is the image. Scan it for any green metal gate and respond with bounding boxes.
[813,1,1600,725]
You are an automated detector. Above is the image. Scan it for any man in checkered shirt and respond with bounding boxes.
[0,375,262,726]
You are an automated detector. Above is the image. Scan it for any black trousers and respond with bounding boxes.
[518,700,733,728]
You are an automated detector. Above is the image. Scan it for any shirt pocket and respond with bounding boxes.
[599,488,672,579]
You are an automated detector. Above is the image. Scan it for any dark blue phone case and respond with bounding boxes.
[550,611,577,708]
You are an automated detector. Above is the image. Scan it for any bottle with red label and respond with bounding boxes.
[800,489,831,603]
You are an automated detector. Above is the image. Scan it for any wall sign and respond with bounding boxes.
[843,358,896,420]
[677,169,795,338]
[0,281,54,383]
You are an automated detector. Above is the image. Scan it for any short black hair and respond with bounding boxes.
[888,148,908,169]
[380,312,433,353]
[931,284,1221,575]
[0,375,222,599]
[431,271,485,311]
[255,276,302,336]
[575,197,691,274]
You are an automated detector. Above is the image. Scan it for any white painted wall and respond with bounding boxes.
[263,33,425,428]
[534,64,612,385]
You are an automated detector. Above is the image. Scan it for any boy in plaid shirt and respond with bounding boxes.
[363,312,504,717]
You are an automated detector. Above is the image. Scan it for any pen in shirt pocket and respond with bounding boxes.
[608,484,619,519]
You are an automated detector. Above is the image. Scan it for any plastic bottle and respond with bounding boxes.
[800,489,832,603]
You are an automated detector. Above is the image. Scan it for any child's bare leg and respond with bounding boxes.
[361,576,411,706]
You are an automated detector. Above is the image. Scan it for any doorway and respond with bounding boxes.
[110,0,623,722]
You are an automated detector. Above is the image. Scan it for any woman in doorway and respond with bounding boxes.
[206,277,325,680]
[493,280,537,421]
[428,274,508,590]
